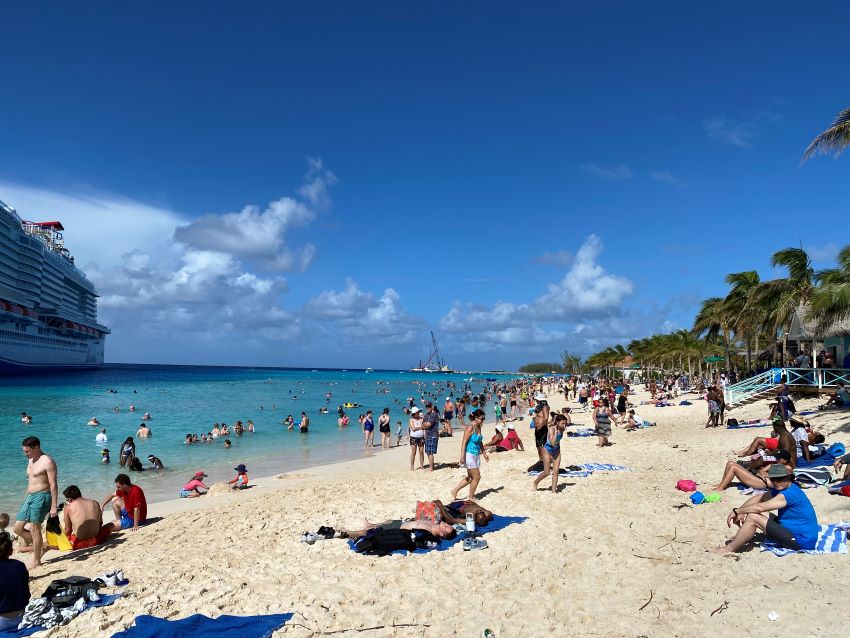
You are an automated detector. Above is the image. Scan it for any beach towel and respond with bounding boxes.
[5,594,122,637]
[526,468,593,478]
[760,523,849,556]
[827,480,850,495]
[580,463,629,472]
[796,452,838,470]
[347,515,527,555]
[109,613,293,638]
[566,428,595,437]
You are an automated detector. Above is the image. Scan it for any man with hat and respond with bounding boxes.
[180,471,209,498]
[713,463,819,553]
[489,422,524,452]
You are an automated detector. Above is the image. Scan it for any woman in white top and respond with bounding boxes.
[409,407,425,470]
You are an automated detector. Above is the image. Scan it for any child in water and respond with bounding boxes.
[101,448,110,464]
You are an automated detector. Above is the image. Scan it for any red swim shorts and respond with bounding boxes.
[764,438,779,452]
[68,524,113,550]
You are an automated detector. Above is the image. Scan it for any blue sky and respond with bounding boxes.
[1,2,847,369]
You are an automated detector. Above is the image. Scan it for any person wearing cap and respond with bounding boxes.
[228,464,249,489]
[408,407,425,470]
[422,401,441,471]
[147,454,164,470]
[713,463,819,553]
[492,422,524,452]
[443,397,454,424]
[484,425,504,450]
[711,449,794,492]
[180,471,210,498]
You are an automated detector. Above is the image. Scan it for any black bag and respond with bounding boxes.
[41,576,95,607]
[352,528,416,556]
[726,418,739,426]
[45,514,62,535]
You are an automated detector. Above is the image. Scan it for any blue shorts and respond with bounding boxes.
[119,509,147,530]
[16,491,51,524]
[424,436,438,455]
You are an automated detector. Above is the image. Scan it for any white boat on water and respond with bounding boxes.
[365,367,373,373]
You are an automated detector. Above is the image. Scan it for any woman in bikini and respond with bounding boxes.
[533,413,566,493]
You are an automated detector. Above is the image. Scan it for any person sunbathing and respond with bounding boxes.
[711,450,793,491]
[731,417,798,470]
[340,517,456,539]
[430,499,492,527]
[712,464,818,553]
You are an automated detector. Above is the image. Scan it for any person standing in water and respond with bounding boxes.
[299,412,309,433]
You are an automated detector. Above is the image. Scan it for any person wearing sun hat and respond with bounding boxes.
[180,471,209,498]
[228,464,249,490]
[712,463,819,553]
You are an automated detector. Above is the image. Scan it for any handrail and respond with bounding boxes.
[724,367,850,405]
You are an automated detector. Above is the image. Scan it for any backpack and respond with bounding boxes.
[793,468,832,487]
[726,418,739,426]
[352,528,416,556]
[41,576,95,607]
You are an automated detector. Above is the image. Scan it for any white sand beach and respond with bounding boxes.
[19,387,850,637]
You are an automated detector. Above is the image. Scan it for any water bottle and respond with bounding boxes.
[465,512,475,533]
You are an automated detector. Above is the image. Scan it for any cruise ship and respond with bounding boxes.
[0,198,109,371]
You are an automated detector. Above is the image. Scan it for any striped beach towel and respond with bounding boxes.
[761,522,849,556]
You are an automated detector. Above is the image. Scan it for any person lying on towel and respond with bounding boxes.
[712,464,818,553]
[340,517,456,540]
[417,500,492,527]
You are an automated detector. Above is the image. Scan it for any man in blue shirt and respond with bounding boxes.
[712,464,818,553]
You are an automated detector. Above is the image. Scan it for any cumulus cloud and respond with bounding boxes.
[578,163,633,181]
[533,249,573,267]
[438,235,635,354]
[173,161,332,272]
[302,278,423,344]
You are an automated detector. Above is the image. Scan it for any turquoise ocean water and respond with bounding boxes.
[0,365,510,514]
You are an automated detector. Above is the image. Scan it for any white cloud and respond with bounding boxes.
[579,163,633,181]
[534,249,573,267]
[702,111,781,149]
[438,235,634,352]
[302,278,423,344]
[650,170,688,188]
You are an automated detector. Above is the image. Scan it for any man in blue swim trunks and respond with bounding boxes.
[13,436,58,569]
[101,474,147,532]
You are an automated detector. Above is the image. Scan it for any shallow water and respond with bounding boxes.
[0,365,510,513]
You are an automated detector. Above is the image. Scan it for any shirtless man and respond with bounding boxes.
[13,436,57,568]
[62,485,114,550]
[136,423,151,438]
[341,517,456,539]
[731,417,798,470]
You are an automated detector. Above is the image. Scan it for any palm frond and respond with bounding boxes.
[802,106,850,163]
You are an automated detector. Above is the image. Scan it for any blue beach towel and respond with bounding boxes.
[5,594,123,637]
[348,515,527,555]
[581,463,629,472]
[566,428,595,437]
[109,613,293,638]
[796,452,838,469]
[761,523,849,556]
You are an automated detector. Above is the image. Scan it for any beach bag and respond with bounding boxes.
[41,576,94,607]
[415,501,440,523]
[352,528,416,556]
[793,468,832,487]
[726,418,739,426]
[676,480,697,492]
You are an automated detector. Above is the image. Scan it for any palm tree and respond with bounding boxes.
[758,247,815,364]
[802,106,850,162]
[811,243,850,333]
[693,296,734,371]
[724,270,764,371]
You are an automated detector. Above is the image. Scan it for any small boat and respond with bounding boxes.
[365,367,374,373]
